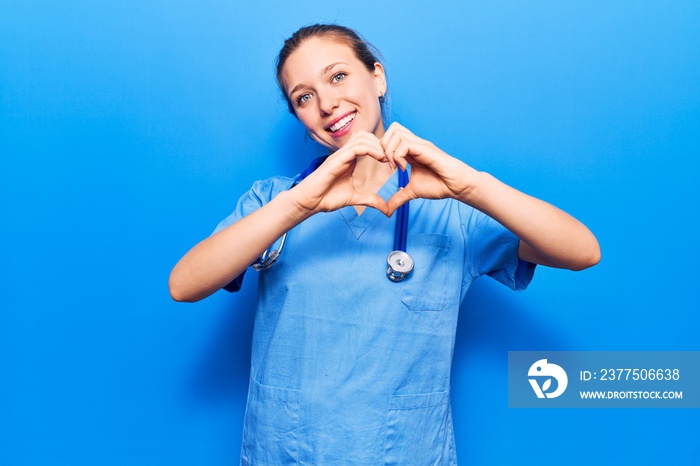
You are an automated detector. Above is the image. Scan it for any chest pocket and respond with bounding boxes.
[400,234,452,311]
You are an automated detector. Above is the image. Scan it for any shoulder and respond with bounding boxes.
[212,174,296,235]
[246,175,297,204]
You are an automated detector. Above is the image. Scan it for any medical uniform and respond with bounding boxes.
[214,171,535,465]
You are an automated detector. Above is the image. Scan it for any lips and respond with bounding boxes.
[326,112,356,133]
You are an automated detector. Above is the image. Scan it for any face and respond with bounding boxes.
[280,37,387,151]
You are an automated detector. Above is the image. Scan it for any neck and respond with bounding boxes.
[352,156,395,192]
[351,120,389,187]
[349,156,395,215]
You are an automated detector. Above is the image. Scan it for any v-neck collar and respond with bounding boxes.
[338,171,397,240]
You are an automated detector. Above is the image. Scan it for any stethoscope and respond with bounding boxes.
[253,156,414,282]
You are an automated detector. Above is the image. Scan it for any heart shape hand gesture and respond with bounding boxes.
[289,122,479,217]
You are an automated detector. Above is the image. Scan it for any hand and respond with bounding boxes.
[289,131,391,215]
[380,122,478,216]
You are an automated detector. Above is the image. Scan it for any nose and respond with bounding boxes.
[317,89,339,116]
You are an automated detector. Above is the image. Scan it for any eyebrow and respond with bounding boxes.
[288,62,348,97]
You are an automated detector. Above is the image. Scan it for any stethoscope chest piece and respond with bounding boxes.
[386,250,414,282]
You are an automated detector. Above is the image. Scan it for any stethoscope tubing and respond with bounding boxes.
[254,158,413,281]
[394,168,409,253]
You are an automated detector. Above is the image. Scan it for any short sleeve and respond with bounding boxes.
[460,204,536,291]
[212,176,295,292]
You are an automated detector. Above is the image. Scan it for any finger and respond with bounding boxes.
[350,130,384,150]
[382,126,424,171]
[346,133,387,160]
[386,188,414,217]
[380,128,398,153]
[381,122,415,145]
[391,140,411,171]
[330,139,386,168]
[380,121,405,144]
[380,122,402,148]
[382,124,423,151]
[381,131,403,169]
[354,142,391,166]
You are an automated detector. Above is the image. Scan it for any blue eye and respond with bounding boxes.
[295,93,312,106]
[332,72,346,83]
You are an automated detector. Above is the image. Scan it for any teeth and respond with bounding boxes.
[329,113,355,132]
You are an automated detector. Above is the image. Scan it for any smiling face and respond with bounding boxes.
[280,37,387,151]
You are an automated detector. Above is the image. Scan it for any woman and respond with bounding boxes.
[170,24,599,465]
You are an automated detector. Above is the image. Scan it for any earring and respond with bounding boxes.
[379,94,386,104]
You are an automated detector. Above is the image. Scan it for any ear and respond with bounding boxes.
[373,62,387,98]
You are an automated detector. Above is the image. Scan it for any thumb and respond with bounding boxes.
[354,192,390,216]
[386,188,413,217]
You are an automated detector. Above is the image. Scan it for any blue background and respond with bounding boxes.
[2,1,699,464]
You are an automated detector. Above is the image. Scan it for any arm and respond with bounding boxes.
[462,171,600,270]
[381,123,600,271]
[169,131,390,302]
[169,190,312,302]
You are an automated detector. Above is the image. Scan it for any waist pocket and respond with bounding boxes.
[401,234,451,311]
[383,391,452,466]
[241,378,300,465]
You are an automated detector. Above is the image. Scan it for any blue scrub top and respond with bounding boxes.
[214,171,535,465]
